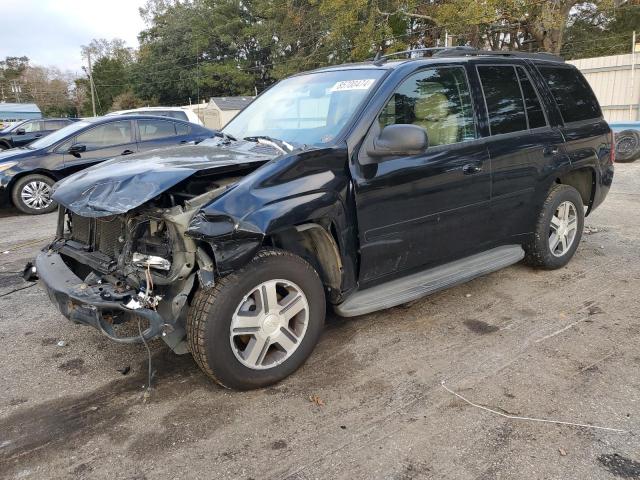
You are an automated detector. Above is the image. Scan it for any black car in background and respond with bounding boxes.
[0,115,214,214]
[0,118,79,150]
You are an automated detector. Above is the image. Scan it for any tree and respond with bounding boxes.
[19,66,76,117]
[79,38,135,115]
[563,2,640,59]
[110,90,145,111]
[0,56,30,102]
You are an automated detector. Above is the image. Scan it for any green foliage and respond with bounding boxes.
[1,57,76,117]
[563,3,640,59]
[8,1,640,113]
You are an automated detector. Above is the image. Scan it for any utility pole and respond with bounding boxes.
[196,52,200,108]
[10,80,21,103]
[632,30,639,121]
[87,51,97,117]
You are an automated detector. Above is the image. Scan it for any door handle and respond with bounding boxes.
[121,149,134,155]
[544,145,560,156]
[34,134,43,138]
[462,163,483,175]
[180,140,188,144]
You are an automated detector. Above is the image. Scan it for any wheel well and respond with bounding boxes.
[556,167,595,210]
[0,140,10,149]
[268,222,342,298]
[9,170,57,190]
[7,170,58,206]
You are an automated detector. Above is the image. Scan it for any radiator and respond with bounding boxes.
[70,214,123,259]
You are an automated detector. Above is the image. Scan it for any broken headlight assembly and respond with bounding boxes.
[132,252,172,271]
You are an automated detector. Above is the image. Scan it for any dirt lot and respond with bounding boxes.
[0,162,639,480]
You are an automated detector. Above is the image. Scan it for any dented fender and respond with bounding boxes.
[185,147,357,288]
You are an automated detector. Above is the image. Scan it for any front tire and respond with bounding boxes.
[11,174,57,214]
[525,184,584,269]
[187,248,326,390]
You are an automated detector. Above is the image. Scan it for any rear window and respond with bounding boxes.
[538,66,601,123]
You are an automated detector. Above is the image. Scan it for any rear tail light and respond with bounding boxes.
[609,131,615,164]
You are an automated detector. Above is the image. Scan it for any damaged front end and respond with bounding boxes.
[36,177,239,353]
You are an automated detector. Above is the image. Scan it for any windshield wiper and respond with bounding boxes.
[215,131,237,143]
[243,135,294,154]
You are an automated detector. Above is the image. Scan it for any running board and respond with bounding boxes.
[334,245,525,317]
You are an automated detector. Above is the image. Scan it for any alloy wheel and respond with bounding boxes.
[549,200,578,257]
[230,279,309,370]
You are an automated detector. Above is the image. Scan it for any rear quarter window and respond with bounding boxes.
[538,66,601,123]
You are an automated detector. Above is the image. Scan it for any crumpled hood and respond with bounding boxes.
[53,141,276,217]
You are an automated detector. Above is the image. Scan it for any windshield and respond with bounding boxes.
[28,120,91,149]
[223,69,385,146]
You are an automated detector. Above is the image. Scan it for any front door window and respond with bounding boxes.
[378,67,476,147]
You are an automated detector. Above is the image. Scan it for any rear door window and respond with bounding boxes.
[516,67,547,129]
[477,65,527,135]
[139,119,177,141]
[538,66,601,123]
[175,123,191,136]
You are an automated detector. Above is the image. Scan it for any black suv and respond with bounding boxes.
[36,48,614,390]
[0,118,77,150]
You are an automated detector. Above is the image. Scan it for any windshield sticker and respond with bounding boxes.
[329,79,376,92]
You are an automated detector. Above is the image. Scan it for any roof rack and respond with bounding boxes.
[372,46,563,65]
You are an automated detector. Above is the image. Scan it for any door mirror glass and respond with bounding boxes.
[367,124,428,159]
[16,128,25,135]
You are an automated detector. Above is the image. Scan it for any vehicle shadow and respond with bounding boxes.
[0,206,22,219]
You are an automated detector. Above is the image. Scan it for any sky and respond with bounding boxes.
[2,0,147,74]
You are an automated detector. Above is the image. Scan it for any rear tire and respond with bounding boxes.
[11,174,57,215]
[614,129,640,163]
[187,248,326,390]
[525,184,584,269]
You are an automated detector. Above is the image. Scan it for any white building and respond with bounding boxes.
[184,96,254,130]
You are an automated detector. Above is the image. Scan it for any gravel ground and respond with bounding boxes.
[0,162,639,480]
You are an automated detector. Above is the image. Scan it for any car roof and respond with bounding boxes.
[110,107,189,113]
[305,50,566,74]
[82,114,194,124]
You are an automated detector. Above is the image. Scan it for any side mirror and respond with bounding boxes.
[68,144,87,157]
[16,128,25,135]
[367,124,428,159]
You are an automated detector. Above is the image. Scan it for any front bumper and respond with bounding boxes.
[36,251,165,343]
[0,183,10,208]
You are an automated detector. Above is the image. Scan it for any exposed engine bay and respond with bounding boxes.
[45,174,241,352]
